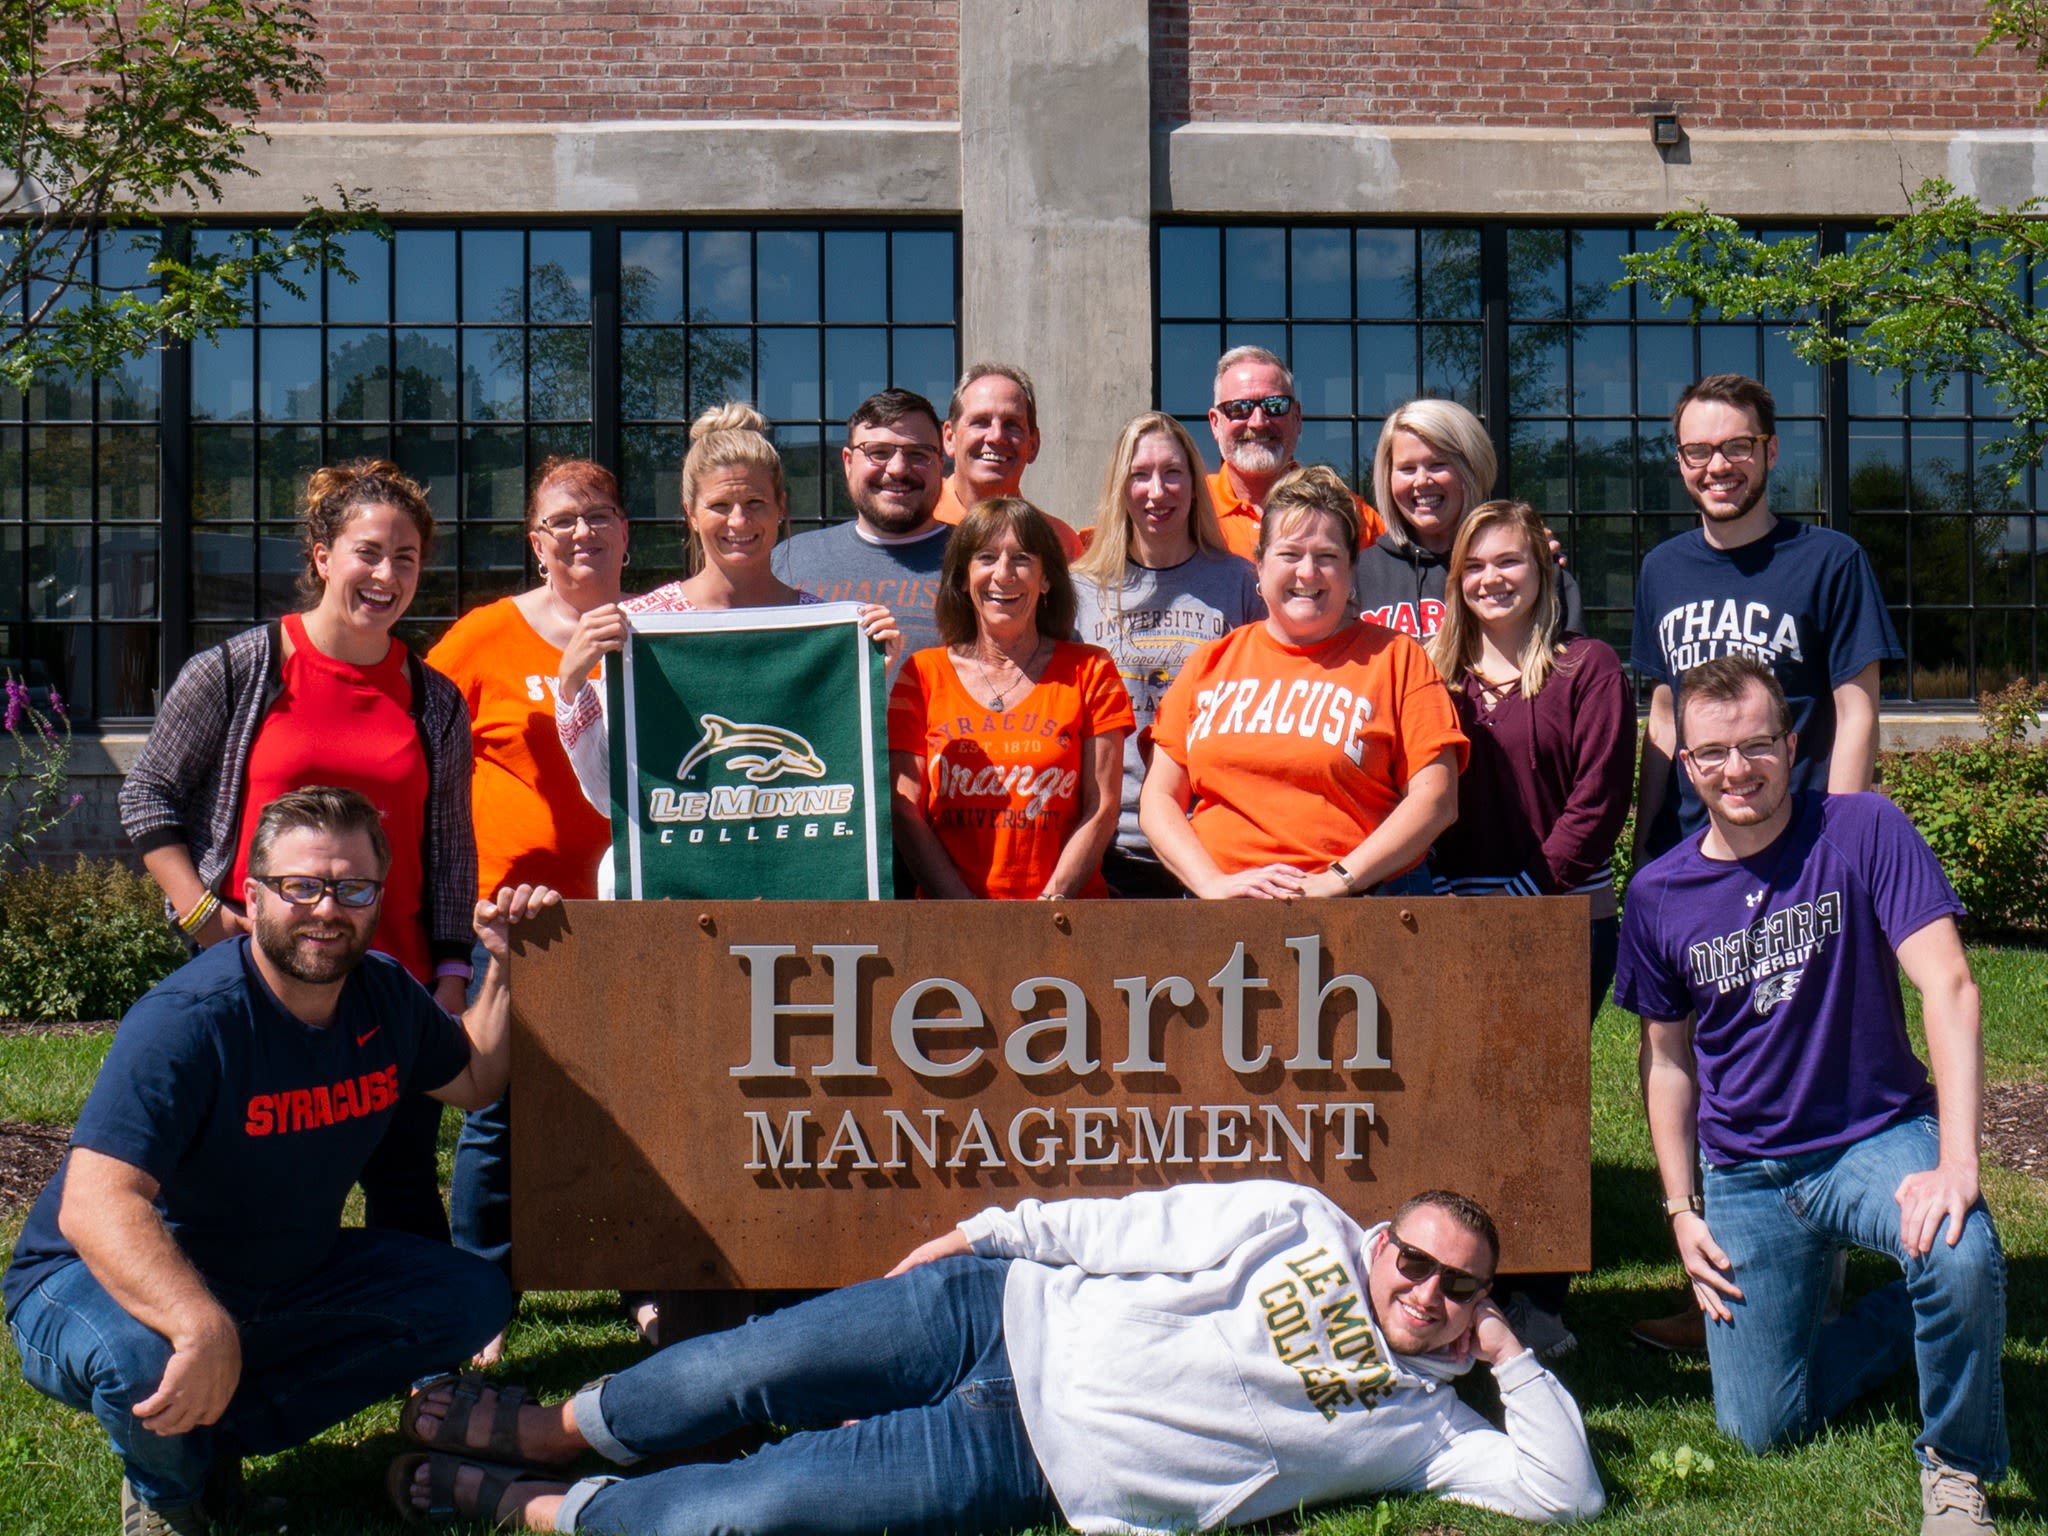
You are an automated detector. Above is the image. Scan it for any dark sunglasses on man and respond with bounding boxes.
[1214,394,1297,422]
[1385,1232,1492,1300]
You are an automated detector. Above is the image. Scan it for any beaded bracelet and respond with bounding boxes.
[177,890,220,936]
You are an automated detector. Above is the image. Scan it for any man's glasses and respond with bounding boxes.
[1214,395,1297,422]
[251,874,384,909]
[1676,434,1770,467]
[537,509,621,537]
[1683,733,1786,772]
[1385,1232,1492,1299]
[849,442,942,471]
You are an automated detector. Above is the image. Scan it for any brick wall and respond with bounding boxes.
[1154,1,2046,128]
[270,0,957,122]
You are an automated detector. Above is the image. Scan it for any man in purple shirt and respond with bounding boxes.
[1614,653,2005,1536]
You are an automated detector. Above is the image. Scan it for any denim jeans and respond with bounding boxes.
[1700,1114,2008,1478]
[9,1229,510,1509]
[559,1255,1059,1536]
[450,1090,513,1269]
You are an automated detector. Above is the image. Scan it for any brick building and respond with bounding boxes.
[8,0,2046,855]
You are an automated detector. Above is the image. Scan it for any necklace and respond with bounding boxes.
[966,638,1046,708]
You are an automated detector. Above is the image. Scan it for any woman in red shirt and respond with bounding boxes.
[888,501,1132,900]
[121,459,476,1241]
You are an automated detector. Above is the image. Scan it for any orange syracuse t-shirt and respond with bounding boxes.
[426,596,612,901]
[1149,619,1467,874]
[888,641,1135,899]
[1206,468,1385,561]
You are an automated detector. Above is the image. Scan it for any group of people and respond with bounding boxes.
[0,350,2008,1536]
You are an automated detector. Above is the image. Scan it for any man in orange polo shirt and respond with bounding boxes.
[933,362,1084,560]
[1206,345,1383,559]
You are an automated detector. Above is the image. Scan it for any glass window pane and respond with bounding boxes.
[1159,227,1220,319]
[104,622,156,713]
[1910,609,1971,700]
[327,229,391,323]
[259,519,307,611]
[1697,324,1755,382]
[1573,515,1638,609]
[27,524,89,618]
[1419,230,1480,320]
[98,527,158,617]
[1638,426,1685,514]
[1975,514,2033,605]
[1508,229,1566,320]
[459,521,529,607]
[529,230,591,323]
[259,426,322,520]
[1291,324,1352,417]
[463,230,525,323]
[1847,338,1904,415]
[690,231,753,323]
[1574,421,1632,512]
[100,347,160,420]
[1160,323,1222,416]
[395,328,459,420]
[1224,227,1285,319]
[1571,229,1630,319]
[193,426,254,523]
[758,328,822,420]
[1772,419,1822,517]
[1911,420,1970,512]
[1509,420,1569,515]
[530,331,590,421]
[1290,228,1351,319]
[394,230,457,323]
[1761,328,1822,416]
[1295,418,1354,484]
[756,231,819,323]
[1356,325,1417,415]
[622,329,691,422]
[191,329,255,421]
[259,328,323,421]
[1573,327,1630,416]
[891,231,953,324]
[464,328,525,420]
[773,425,824,529]
[890,329,954,418]
[689,328,752,418]
[260,256,320,324]
[327,328,390,421]
[1508,324,1566,415]
[824,329,886,420]
[1848,424,1906,512]
[621,423,688,544]
[621,231,685,323]
[1356,229,1416,319]
[1846,515,1909,603]
[1635,327,1692,419]
[1976,609,2028,694]
[1224,322,1286,363]
[464,426,527,523]
[393,425,456,509]
[98,427,158,522]
[27,363,90,423]
[823,232,885,323]
[26,427,92,520]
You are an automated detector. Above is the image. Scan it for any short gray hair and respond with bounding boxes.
[1214,345,1295,399]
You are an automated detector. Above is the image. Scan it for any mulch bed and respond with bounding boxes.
[1983,1080,2048,1179]
[0,1121,70,1215]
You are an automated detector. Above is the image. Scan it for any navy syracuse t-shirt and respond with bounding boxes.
[1613,791,1958,1165]
[1631,519,1900,854]
[4,938,469,1316]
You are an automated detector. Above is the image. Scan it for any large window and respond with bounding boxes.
[1158,221,2045,702]
[15,220,957,722]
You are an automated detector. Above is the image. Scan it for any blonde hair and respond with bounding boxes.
[1257,464,1361,559]
[1072,414,1226,589]
[681,403,785,573]
[1427,499,1567,698]
[1371,400,1496,555]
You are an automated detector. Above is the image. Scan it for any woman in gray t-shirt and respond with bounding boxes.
[1070,413,1264,897]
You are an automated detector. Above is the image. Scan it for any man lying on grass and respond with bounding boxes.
[389,1180,1604,1532]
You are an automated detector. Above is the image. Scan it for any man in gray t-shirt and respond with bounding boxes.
[776,389,953,676]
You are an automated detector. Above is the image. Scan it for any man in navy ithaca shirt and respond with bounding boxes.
[4,787,559,1536]
[1615,655,2004,1536]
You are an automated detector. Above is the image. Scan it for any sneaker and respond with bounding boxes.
[1629,1304,1707,1354]
[1502,1293,1579,1362]
[121,1478,208,1536]
[1921,1452,1995,1534]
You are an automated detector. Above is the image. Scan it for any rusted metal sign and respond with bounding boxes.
[508,897,1590,1288]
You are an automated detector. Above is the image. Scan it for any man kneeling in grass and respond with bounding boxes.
[390,1180,1603,1532]
[1619,653,2007,1535]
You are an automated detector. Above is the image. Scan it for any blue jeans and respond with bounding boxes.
[559,1256,1058,1536]
[1700,1115,2007,1477]
[451,936,510,1270]
[9,1229,510,1509]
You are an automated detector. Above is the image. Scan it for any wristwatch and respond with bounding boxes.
[1327,859,1359,894]
[1663,1193,1703,1220]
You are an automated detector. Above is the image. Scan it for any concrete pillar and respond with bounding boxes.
[958,0,1155,534]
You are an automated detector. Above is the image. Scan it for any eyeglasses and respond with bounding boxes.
[1214,394,1297,422]
[251,874,384,909]
[849,442,942,471]
[1683,733,1786,771]
[537,508,622,537]
[1385,1232,1492,1300]
[1676,434,1770,468]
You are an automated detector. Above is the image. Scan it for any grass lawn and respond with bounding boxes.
[0,948,2043,1534]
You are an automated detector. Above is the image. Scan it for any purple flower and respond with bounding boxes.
[67,793,83,808]
[2,678,23,736]
[46,689,65,720]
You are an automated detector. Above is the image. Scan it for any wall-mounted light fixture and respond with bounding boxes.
[1635,101,1684,152]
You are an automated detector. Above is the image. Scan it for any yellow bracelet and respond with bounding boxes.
[177,891,219,935]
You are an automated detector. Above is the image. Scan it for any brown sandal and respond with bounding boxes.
[386,1451,564,1528]
[399,1370,540,1465]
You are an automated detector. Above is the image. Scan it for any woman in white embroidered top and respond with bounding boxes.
[554,403,898,810]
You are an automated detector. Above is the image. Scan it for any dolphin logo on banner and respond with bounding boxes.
[677,714,829,784]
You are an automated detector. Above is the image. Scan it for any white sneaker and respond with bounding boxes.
[1921,1452,1996,1534]
[1501,1293,1578,1363]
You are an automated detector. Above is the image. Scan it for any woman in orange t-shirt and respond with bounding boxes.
[1141,466,1466,899]
[888,500,1133,900]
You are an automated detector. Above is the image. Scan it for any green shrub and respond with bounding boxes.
[0,858,185,1022]
[1880,680,2048,937]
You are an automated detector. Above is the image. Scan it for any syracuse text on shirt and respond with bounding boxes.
[1655,598,1806,674]
[1189,677,1376,767]
[244,1064,401,1135]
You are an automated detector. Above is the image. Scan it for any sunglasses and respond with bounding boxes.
[1385,1232,1492,1299]
[1214,394,1297,422]
[251,874,384,909]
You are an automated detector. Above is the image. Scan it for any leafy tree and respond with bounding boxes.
[1619,181,2048,487]
[2,0,382,390]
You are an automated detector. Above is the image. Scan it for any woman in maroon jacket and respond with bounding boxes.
[1426,499,1634,1358]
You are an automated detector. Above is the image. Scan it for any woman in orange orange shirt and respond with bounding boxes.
[887,501,1134,900]
[1141,466,1466,899]
[426,456,625,1357]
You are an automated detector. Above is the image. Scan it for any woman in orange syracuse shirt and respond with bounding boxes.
[888,500,1134,900]
[1140,465,1467,899]
[425,456,624,1354]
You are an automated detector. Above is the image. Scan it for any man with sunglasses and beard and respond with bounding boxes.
[1618,655,2005,1536]
[386,1181,1604,1532]
[5,787,559,1536]
[1206,345,1385,560]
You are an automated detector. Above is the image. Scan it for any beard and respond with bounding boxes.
[853,482,938,536]
[253,903,375,986]
[1224,436,1288,477]
[1690,469,1769,523]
